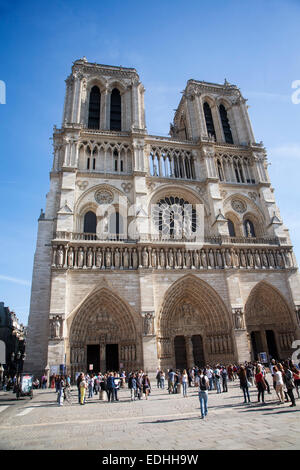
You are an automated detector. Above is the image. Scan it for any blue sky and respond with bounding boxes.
[0,0,300,325]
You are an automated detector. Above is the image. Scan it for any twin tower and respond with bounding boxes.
[25,58,300,378]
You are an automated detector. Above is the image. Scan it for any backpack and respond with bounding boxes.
[200,376,208,391]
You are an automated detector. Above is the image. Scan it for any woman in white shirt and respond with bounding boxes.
[181,370,188,397]
[274,366,284,403]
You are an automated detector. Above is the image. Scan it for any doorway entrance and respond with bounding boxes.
[266,330,279,360]
[87,345,100,373]
[106,344,119,371]
[192,335,205,367]
[174,336,187,370]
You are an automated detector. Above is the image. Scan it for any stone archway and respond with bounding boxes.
[157,275,235,369]
[67,287,142,377]
[245,281,296,361]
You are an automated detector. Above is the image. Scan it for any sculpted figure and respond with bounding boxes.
[77,247,84,268]
[96,248,102,268]
[87,249,93,268]
[151,249,157,268]
[225,249,232,267]
[240,250,246,268]
[54,317,61,338]
[193,250,199,269]
[185,250,191,268]
[216,250,222,268]
[208,249,215,268]
[160,249,165,268]
[276,251,284,268]
[168,249,174,268]
[247,250,254,268]
[67,247,74,267]
[261,250,268,268]
[114,248,120,269]
[142,247,149,267]
[123,248,129,269]
[57,245,64,267]
[176,249,182,268]
[201,250,208,269]
[132,248,138,269]
[284,250,292,267]
[106,248,111,268]
[254,250,261,268]
[268,251,275,268]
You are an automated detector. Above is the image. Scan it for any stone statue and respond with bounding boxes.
[201,250,208,269]
[142,247,149,267]
[208,249,215,268]
[160,249,165,268]
[268,251,275,268]
[216,250,222,268]
[176,249,182,268]
[54,316,61,338]
[77,248,84,268]
[114,248,120,269]
[151,249,157,268]
[225,249,232,267]
[123,248,129,269]
[57,246,64,267]
[132,248,138,269]
[96,248,102,268]
[67,247,74,267]
[261,251,268,268]
[254,250,261,268]
[144,313,154,335]
[240,250,246,268]
[193,250,199,269]
[247,250,254,268]
[87,249,93,268]
[168,249,174,268]
[185,250,191,268]
[106,249,111,268]
[234,309,243,329]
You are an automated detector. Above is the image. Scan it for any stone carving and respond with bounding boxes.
[77,248,84,268]
[142,247,149,267]
[159,249,165,269]
[67,247,74,267]
[233,308,245,330]
[143,312,154,336]
[231,199,246,214]
[50,315,63,338]
[96,248,102,268]
[57,246,64,267]
[114,248,120,268]
[132,248,138,269]
[95,189,114,205]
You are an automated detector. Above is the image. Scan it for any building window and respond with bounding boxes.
[84,211,97,233]
[88,86,101,129]
[110,88,121,131]
[219,104,233,144]
[227,219,236,237]
[203,102,216,140]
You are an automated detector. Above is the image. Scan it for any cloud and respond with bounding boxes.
[0,275,31,286]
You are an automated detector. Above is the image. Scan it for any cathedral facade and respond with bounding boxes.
[25,58,300,377]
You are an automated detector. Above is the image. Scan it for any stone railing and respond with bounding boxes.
[52,244,294,271]
[54,232,288,246]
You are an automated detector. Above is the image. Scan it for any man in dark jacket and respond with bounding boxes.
[106,372,115,402]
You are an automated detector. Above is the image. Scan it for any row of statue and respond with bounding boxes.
[53,244,294,270]
[157,334,233,358]
[278,332,295,350]
[119,345,136,362]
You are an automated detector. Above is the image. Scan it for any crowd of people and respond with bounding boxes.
[3,358,299,420]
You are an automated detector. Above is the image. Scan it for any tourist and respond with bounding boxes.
[156,370,161,388]
[273,365,284,404]
[181,369,188,397]
[283,362,296,407]
[206,366,214,390]
[88,374,94,398]
[113,372,120,401]
[107,372,115,402]
[56,375,65,406]
[136,373,143,400]
[160,370,165,389]
[255,365,267,404]
[128,373,136,401]
[292,366,300,399]
[41,374,47,390]
[76,373,83,404]
[168,369,176,394]
[238,365,251,403]
[198,369,209,419]
[142,374,151,399]
[221,366,228,392]
[213,366,222,394]
[79,375,87,405]
[246,363,254,386]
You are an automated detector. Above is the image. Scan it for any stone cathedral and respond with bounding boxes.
[25,57,300,378]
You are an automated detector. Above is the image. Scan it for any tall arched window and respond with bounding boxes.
[227,219,236,237]
[110,88,121,131]
[219,104,233,144]
[203,102,216,140]
[244,219,256,238]
[84,211,97,233]
[109,211,123,239]
[88,86,101,129]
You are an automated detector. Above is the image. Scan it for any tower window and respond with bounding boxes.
[219,104,233,144]
[88,86,101,129]
[110,88,121,131]
[203,102,216,140]
[227,219,236,237]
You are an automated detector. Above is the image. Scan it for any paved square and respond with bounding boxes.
[0,374,299,450]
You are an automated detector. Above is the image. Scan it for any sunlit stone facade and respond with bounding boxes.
[25,58,300,377]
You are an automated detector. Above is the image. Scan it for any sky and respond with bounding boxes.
[0,0,300,326]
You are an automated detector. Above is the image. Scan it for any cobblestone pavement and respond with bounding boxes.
[0,374,299,450]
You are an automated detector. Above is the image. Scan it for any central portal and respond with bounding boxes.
[106,344,119,371]
[87,345,100,373]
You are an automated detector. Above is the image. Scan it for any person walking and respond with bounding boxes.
[160,371,165,389]
[238,366,251,403]
[255,365,267,404]
[88,374,94,399]
[56,375,65,406]
[79,375,87,405]
[198,369,209,419]
[292,366,300,399]
[206,366,214,391]
[106,373,115,402]
[214,366,222,394]
[113,373,120,401]
[182,369,188,397]
[142,374,151,399]
[273,365,285,404]
[221,366,228,392]
[283,362,296,407]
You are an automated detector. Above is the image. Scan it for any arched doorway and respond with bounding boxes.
[157,275,235,370]
[68,287,142,378]
[245,282,296,361]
